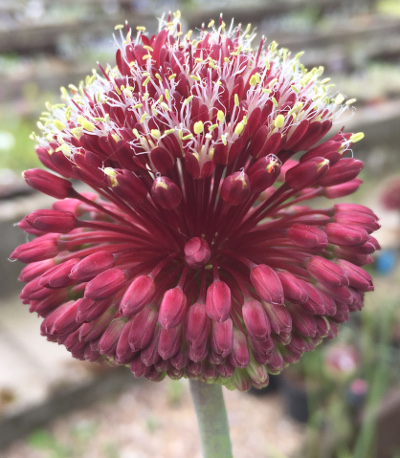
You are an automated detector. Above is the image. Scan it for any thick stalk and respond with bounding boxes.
[189,380,233,458]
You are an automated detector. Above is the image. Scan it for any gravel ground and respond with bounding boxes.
[2,377,304,458]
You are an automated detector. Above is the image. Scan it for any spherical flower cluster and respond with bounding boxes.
[11,13,379,391]
[381,177,400,211]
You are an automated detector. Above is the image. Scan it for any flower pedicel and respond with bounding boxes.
[11,13,378,391]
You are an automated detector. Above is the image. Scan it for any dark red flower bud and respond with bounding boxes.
[158,324,182,360]
[263,301,292,335]
[246,359,269,387]
[158,287,187,329]
[140,327,161,367]
[184,237,211,268]
[120,275,155,316]
[334,206,380,233]
[250,264,284,305]
[285,157,329,191]
[150,146,176,174]
[206,281,232,322]
[324,178,363,198]
[290,308,318,337]
[211,318,233,357]
[278,271,310,304]
[10,235,59,263]
[307,256,348,288]
[99,318,126,355]
[76,297,113,323]
[151,176,182,210]
[300,138,344,165]
[25,209,77,234]
[325,223,369,247]
[220,171,251,206]
[70,251,115,282]
[23,168,72,199]
[247,154,281,192]
[230,330,250,368]
[78,307,115,342]
[39,258,79,288]
[19,259,56,282]
[185,302,210,347]
[111,169,148,204]
[84,268,126,300]
[41,300,80,336]
[318,158,363,187]
[287,223,328,249]
[242,299,271,341]
[128,306,158,351]
[336,259,374,291]
[303,286,337,316]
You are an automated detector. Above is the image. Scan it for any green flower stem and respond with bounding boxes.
[189,380,233,458]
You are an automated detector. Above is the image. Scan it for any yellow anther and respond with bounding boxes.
[77,115,95,132]
[60,87,68,99]
[132,128,140,139]
[190,75,200,81]
[111,134,121,143]
[168,73,177,80]
[193,121,204,134]
[133,103,143,109]
[184,95,194,105]
[140,113,147,123]
[291,85,300,94]
[245,23,252,35]
[208,124,218,131]
[234,94,240,107]
[68,84,78,92]
[274,114,285,128]
[151,129,161,138]
[155,73,162,81]
[334,93,345,105]
[208,20,215,28]
[70,127,83,139]
[143,93,149,101]
[182,133,193,141]
[262,88,272,94]
[205,133,212,140]
[194,58,203,63]
[143,55,152,60]
[160,102,170,111]
[221,134,227,146]
[350,132,364,143]
[143,45,153,51]
[186,30,193,40]
[268,78,278,88]
[295,51,305,60]
[136,26,146,32]
[320,77,331,85]
[271,97,278,107]
[53,120,65,131]
[165,89,171,101]
[123,88,133,98]
[103,167,117,177]
[249,73,261,86]
[234,122,244,136]
[164,129,175,135]
[54,144,69,155]
[346,98,357,106]
[217,110,225,123]
[151,105,157,115]
[224,57,230,63]
[142,76,151,86]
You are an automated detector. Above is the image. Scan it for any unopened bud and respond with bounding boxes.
[151,176,182,210]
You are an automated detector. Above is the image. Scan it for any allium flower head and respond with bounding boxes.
[381,177,400,211]
[11,13,379,390]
